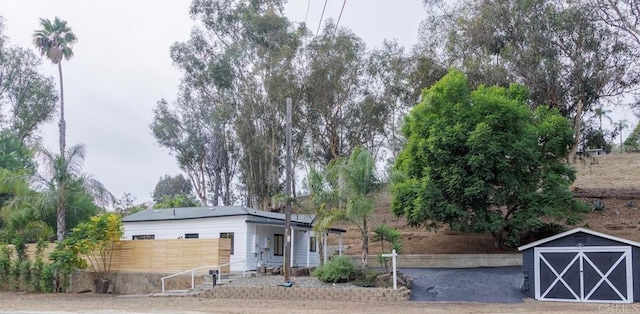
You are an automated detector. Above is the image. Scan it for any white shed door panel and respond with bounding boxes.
[534,246,633,303]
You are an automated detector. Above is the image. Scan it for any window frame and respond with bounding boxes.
[274,234,284,256]
[184,233,199,239]
[220,232,234,255]
[309,235,317,252]
[132,234,155,240]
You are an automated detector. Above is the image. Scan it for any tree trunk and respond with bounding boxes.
[56,185,66,241]
[567,97,585,161]
[361,217,369,269]
[58,62,66,158]
[492,230,504,250]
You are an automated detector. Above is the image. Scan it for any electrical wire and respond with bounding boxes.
[304,0,311,26]
[316,0,328,36]
[335,0,347,31]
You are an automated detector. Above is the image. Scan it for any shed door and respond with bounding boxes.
[534,246,633,303]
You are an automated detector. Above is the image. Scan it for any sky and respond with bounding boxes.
[1,1,637,206]
[0,0,427,205]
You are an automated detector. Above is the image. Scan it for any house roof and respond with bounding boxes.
[517,227,640,251]
[122,205,315,224]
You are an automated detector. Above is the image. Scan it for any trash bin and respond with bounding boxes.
[209,269,218,287]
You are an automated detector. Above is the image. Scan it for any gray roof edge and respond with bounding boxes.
[517,227,640,251]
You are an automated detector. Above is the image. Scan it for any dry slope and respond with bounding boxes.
[331,153,640,255]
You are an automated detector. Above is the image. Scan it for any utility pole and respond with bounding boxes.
[284,98,292,282]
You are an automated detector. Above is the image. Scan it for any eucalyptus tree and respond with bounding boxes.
[593,0,640,46]
[32,17,77,157]
[154,0,305,209]
[152,174,192,203]
[302,22,390,164]
[0,47,58,142]
[419,0,638,160]
[0,17,58,144]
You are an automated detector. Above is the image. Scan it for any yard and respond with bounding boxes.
[0,292,622,313]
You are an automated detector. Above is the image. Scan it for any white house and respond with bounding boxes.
[122,206,346,272]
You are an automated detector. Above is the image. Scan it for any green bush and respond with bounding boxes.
[353,269,381,287]
[313,256,356,283]
[0,245,11,288]
[40,264,55,293]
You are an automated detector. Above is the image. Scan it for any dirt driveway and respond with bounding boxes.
[0,292,628,313]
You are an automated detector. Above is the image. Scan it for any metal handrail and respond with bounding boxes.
[160,260,246,294]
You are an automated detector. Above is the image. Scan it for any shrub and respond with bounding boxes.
[313,256,356,283]
[353,269,381,287]
[0,245,11,290]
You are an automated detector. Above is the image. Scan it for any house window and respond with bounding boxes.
[309,236,317,252]
[132,235,155,240]
[185,233,199,239]
[274,234,284,256]
[220,232,234,255]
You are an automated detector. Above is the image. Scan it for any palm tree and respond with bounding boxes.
[593,106,613,133]
[32,17,77,157]
[328,146,382,269]
[36,145,112,240]
[3,144,113,241]
[614,120,630,153]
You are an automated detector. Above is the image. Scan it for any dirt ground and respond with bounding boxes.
[332,153,640,255]
[0,292,627,313]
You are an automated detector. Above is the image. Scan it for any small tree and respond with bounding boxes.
[51,212,123,292]
[372,223,402,272]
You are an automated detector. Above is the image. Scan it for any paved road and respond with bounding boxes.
[400,266,525,303]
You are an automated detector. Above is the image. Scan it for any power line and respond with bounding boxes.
[316,0,328,36]
[335,0,347,31]
[304,0,311,25]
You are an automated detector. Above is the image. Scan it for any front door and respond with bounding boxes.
[534,246,633,303]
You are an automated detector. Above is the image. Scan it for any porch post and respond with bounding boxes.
[323,232,328,263]
[306,231,311,267]
[339,234,343,256]
[290,227,295,267]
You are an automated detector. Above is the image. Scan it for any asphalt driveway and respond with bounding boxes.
[401,266,525,303]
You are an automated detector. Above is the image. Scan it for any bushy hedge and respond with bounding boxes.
[313,256,356,283]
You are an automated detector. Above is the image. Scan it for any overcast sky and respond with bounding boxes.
[0,0,426,204]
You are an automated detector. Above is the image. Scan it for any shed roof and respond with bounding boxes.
[122,205,315,224]
[517,227,640,251]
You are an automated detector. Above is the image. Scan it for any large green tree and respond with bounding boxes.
[392,69,588,249]
[419,0,638,160]
[32,17,77,157]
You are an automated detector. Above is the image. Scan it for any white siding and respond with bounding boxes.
[293,229,320,268]
[123,216,248,272]
[123,216,322,272]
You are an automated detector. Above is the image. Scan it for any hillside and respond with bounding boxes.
[331,153,640,255]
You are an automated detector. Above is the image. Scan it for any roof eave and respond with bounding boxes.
[517,227,640,251]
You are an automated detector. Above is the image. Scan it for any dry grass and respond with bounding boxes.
[330,153,640,255]
[573,153,640,190]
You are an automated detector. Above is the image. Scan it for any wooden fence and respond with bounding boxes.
[110,238,231,273]
[17,238,231,274]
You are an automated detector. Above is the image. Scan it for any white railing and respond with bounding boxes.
[160,260,246,294]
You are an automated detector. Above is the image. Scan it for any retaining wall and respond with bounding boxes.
[346,253,522,268]
[201,286,411,302]
[70,271,199,295]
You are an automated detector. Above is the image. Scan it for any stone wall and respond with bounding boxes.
[200,286,411,302]
[70,271,204,295]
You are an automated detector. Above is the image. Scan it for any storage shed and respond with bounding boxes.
[518,228,640,303]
